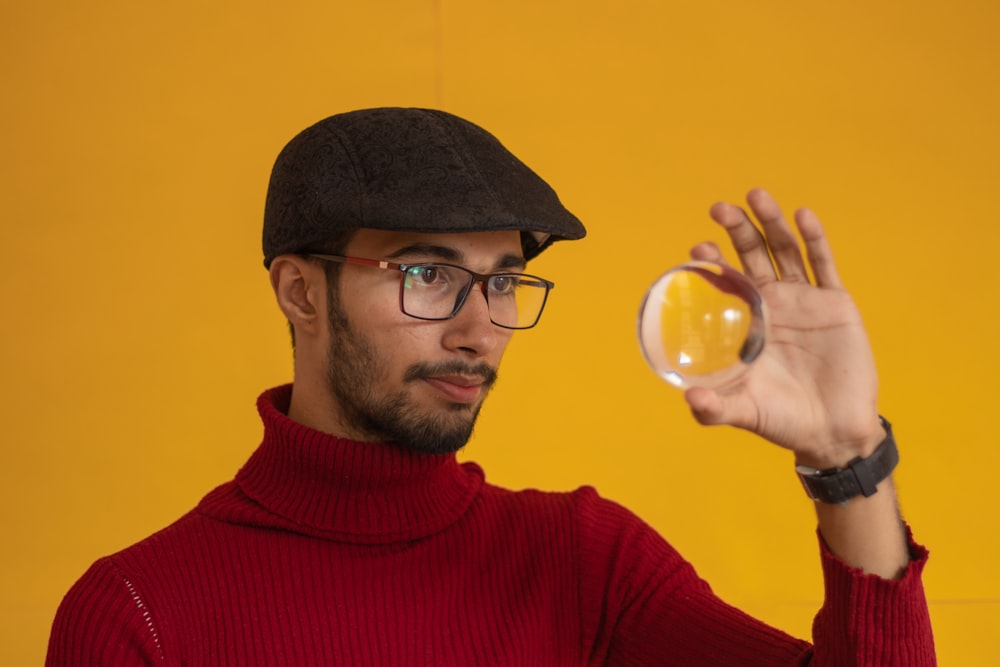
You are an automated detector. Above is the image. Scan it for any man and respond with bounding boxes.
[47,108,935,665]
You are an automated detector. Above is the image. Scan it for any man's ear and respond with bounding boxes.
[269,255,325,340]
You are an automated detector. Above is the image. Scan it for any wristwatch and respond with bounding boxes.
[795,416,899,505]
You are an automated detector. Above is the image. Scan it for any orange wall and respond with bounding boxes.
[3,1,998,663]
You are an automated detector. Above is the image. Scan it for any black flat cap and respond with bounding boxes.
[262,108,586,267]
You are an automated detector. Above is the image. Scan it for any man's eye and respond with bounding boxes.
[411,266,441,285]
[489,275,518,294]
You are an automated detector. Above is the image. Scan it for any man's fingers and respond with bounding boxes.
[689,241,726,263]
[745,188,810,284]
[708,201,777,283]
[795,207,843,289]
[710,189,843,290]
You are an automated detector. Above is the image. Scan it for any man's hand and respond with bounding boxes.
[685,188,910,579]
[685,188,885,469]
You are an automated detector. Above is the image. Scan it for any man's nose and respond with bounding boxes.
[441,283,500,356]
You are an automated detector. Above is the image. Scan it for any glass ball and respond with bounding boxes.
[637,261,765,389]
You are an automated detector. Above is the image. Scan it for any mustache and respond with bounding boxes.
[404,361,499,388]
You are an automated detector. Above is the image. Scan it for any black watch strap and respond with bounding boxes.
[795,417,899,505]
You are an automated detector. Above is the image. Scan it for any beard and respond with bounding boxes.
[324,298,498,455]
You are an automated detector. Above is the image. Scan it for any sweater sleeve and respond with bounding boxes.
[811,527,936,666]
[47,558,165,666]
[573,487,935,666]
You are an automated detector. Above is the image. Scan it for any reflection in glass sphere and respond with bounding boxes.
[638,261,765,389]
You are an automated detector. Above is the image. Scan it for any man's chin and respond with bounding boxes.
[407,406,482,454]
[334,381,487,454]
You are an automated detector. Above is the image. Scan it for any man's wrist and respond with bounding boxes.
[795,416,899,505]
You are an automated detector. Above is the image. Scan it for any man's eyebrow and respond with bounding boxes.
[495,254,527,272]
[386,244,462,263]
[386,244,527,272]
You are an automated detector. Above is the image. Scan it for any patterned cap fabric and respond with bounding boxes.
[262,108,586,267]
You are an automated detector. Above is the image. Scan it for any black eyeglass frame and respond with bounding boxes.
[306,253,555,330]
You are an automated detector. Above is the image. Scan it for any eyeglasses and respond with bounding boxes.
[307,254,555,330]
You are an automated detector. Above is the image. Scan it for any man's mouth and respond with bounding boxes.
[406,362,498,405]
[422,375,485,404]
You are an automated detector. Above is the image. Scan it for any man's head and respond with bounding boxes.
[263,108,585,452]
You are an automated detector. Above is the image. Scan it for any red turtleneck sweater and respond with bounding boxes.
[47,385,935,665]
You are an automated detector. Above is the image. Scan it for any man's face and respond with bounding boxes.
[322,229,522,454]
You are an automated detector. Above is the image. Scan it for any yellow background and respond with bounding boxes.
[3,0,997,663]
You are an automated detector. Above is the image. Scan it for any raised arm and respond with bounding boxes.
[680,189,935,665]
[685,188,908,577]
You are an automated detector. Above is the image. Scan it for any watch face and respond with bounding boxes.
[796,468,834,503]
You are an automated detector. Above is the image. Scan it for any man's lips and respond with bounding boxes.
[422,375,485,404]
[406,362,497,405]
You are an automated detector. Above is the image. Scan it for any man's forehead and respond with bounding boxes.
[347,229,525,263]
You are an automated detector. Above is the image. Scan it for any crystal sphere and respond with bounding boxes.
[638,261,765,389]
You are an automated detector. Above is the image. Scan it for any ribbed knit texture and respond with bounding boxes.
[47,385,936,665]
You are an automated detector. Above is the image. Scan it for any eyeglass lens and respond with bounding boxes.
[400,264,548,329]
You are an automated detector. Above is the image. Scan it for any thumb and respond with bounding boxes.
[684,386,727,426]
[685,386,759,431]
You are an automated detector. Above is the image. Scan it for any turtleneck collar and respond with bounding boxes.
[204,384,484,545]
